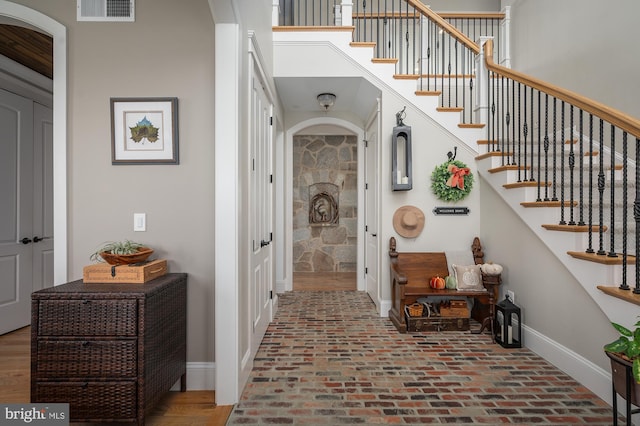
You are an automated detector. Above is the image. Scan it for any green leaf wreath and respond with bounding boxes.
[430,159,474,202]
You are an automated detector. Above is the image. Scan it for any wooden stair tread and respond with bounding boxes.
[504,181,550,189]
[350,41,376,48]
[521,200,577,207]
[394,74,420,80]
[372,57,398,64]
[542,224,607,232]
[437,107,464,112]
[568,251,636,265]
[488,165,529,173]
[476,151,513,160]
[597,286,640,307]
[415,90,441,96]
[459,123,485,129]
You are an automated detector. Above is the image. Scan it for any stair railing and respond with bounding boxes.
[483,39,640,293]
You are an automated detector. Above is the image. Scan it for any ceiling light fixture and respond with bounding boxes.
[317,93,336,111]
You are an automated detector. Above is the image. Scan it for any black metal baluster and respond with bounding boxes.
[517,82,522,182]
[505,78,511,166]
[536,90,542,200]
[620,132,629,290]
[501,76,506,161]
[608,126,617,257]
[578,110,585,226]
[634,137,640,293]
[543,94,550,201]
[440,28,445,107]
[568,106,575,225]
[586,114,595,254]
[530,87,535,182]
[552,98,558,201]
[451,18,459,109]
[597,119,606,255]
[511,79,516,165]
[523,86,528,181]
[559,102,566,224]
[489,71,494,148]
[469,71,474,124]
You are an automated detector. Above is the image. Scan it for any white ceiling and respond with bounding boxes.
[274,76,381,124]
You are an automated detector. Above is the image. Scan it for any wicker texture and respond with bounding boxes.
[31,273,187,425]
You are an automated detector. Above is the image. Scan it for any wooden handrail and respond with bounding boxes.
[438,12,505,19]
[352,12,504,20]
[405,0,480,54]
[484,39,640,139]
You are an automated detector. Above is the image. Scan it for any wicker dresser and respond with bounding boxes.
[31,273,187,425]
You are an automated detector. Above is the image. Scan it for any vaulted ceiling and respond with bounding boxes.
[0,24,53,79]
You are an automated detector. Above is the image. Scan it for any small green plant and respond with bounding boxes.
[90,240,145,262]
[604,319,640,383]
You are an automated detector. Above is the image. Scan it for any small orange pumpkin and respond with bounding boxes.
[429,276,446,289]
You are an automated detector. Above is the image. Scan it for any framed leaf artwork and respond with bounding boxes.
[110,97,179,164]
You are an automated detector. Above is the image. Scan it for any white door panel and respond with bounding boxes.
[365,109,380,310]
[0,88,33,334]
[249,72,273,354]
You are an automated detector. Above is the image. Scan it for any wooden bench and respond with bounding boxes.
[388,236,501,335]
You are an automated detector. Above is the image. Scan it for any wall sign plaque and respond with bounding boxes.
[433,207,470,215]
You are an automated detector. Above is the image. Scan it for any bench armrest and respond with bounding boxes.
[390,262,407,285]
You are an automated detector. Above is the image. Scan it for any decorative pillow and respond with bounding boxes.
[452,264,484,291]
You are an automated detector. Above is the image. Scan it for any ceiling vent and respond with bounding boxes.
[77,0,135,22]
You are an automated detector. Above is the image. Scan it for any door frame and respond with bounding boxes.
[280,117,365,293]
[0,2,68,286]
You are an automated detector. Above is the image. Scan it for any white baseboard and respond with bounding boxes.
[171,362,216,391]
[523,324,612,404]
[379,299,391,318]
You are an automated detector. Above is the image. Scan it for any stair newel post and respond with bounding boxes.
[340,0,353,27]
[272,0,280,27]
[475,37,491,131]
[499,6,511,68]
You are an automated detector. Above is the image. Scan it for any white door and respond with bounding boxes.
[0,89,34,334]
[249,73,273,355]
[32,102,54,292]
[364,111,380,309]
[0,90,54,335]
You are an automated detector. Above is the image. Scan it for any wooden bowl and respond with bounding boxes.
[100,247,154,265]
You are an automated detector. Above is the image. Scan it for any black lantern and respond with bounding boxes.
[392,107,412,191]
[494,295,521,348]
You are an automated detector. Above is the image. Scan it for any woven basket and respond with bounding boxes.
[406,303,424,317]
[100,247,153,265]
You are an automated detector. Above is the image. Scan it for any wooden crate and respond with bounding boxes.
[83,259,167,284]
[406,315,470,332]
[439,300,470,318]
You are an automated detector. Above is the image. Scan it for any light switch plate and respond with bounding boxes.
[134,213,146,231]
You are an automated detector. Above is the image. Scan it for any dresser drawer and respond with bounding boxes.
[36,339,137,378]
[33,381,137,421]
[37,299,138,336]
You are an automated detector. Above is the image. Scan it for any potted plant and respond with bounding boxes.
[604,318,640,407]
[90,240,153,265]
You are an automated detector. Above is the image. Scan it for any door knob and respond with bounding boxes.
[20,237,32,244]
[33,236,43,242]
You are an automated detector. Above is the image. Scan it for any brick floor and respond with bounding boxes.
[226,291,617,425]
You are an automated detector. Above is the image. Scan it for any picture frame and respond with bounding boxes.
[110,97,179,164]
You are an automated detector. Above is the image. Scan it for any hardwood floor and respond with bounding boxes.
[0,326,233,425]
[293,272,357,291]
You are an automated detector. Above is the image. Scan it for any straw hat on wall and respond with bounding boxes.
[392,205,425,238]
